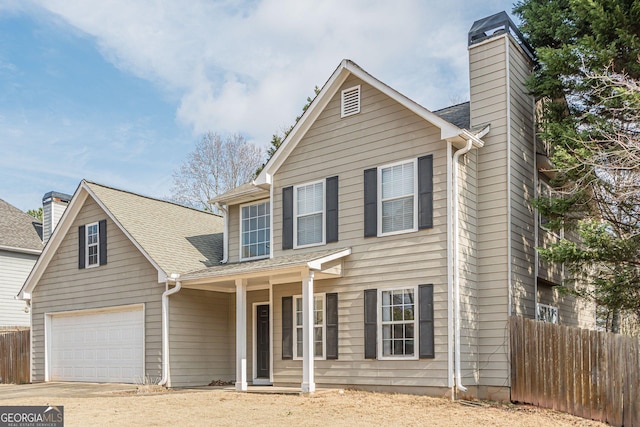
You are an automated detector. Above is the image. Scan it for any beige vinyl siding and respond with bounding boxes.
[266,74,451,392]
[31,196,164,381]
[507,35,536,320]
[470,34,511,393]
[168,288,234,387]
[457,149,479,386]
[0,250,37,327]
[228,205,240,263]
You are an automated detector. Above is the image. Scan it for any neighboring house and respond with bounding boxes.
[0,199,43,329]
[20,12,594,400]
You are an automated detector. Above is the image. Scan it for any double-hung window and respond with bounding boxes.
[379,159,418,235]
[79,220,107,269]
[364,155,432,238]
[380,288,416,358]
[240,200,270,260]
[294,294,325,359]
[294,181,325,248]
[86,222,100,268]
[364,284,433,360]
[537,303,559,324]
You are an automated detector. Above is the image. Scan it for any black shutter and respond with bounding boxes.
[326,293,339,359]
[418,154,434,229]
[326,176,338,243]
[282,186,293,250]
[282,296,293,359]
[363,168,377,237]
[78,225,86,269]
[98,219,107,266]
[419,284,435,358]
[364,289,377,359]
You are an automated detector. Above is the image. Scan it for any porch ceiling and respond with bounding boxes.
[179,247,351,292]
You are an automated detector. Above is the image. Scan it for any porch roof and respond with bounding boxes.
[179,247,351,292]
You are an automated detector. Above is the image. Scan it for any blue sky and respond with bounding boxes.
[0,0,518,212]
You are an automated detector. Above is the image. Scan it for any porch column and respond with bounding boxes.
[301,270,315,393]
[235,279,248,391]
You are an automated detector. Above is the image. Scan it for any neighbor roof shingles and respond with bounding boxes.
[0,199,43,252]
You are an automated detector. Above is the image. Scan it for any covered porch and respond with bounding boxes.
[178,248,351,392]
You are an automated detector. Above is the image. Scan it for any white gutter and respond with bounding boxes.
[452,138,473,395]
[446,141,454,396]
[451,126,490,397]
[159,273,182,387]
[215,203,229,264]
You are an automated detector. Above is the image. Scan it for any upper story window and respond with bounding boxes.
[282,176,338,250]
[379,159,417,235]
[240,200,270,260]
[86,222,99,267]
[79,219,107,269]
[341,85,361,117]
[295,181,325,248]
[364,155,433,238]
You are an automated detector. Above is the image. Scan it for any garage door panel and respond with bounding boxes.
[49,306,144,383]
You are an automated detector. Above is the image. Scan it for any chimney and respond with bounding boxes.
[42,191,72,244]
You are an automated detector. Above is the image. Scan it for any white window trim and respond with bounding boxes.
[239,199,271,261]
[293,293,326,361]
[293,179,326,249]
[341,85,361,118]
[85,221,100,268]
[537,303,559,324]
[377,158,418,237]
[377,286,419,360]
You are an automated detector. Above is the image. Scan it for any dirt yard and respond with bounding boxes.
[2,387,605,427]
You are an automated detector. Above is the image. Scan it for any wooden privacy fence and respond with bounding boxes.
[0,329,30,384]
[510,316,640,426]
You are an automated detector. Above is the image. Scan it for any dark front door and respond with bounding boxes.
[256,304,270,379]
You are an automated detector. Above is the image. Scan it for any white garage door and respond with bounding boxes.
[49,306,144,383]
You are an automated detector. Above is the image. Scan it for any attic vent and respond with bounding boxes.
[341,85,361,117]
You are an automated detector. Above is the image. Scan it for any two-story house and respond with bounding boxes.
[20,12,594,400]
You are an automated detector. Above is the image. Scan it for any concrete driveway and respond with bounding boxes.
[0,382,138,401]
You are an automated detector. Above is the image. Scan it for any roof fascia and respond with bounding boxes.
[19,185,87,299]
[255,60,351,187]
[0,245,42,255]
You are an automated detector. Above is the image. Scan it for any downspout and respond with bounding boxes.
[215,203,229,264]
[452,138,473,395]
[159,273,182,387]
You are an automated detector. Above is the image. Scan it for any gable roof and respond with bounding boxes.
[0,198,43,254]
[254,59,485,187]
[20,180,223,298]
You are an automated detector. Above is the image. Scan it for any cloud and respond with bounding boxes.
[26,0,513,145]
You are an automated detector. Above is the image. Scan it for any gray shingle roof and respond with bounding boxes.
[0,199,43,252]
[434,102,470,129]
[85,181,224,275]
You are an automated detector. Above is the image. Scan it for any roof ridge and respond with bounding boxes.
[83,180,221,218]
[433,100,470,113]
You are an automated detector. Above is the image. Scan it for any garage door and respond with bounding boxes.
[49,306,144,383]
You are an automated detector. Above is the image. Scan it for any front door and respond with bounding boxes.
[255,304,270,380]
